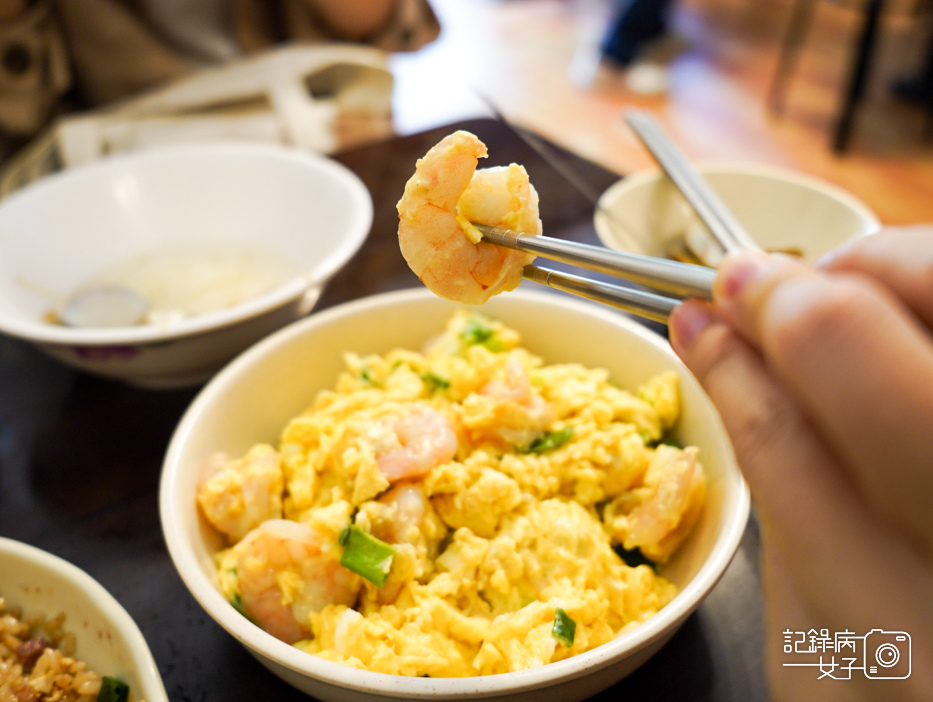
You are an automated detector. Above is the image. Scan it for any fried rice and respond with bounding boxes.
[0,594,102,702]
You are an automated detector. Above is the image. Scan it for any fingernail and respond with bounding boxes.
[714,252,772,300]
[669,300,713,353]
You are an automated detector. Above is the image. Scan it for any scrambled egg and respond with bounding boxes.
[197,311,706,677]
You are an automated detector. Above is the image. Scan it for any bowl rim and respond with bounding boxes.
[595,161,881,239]
[0,142,373,347]
[0,536,169,702]
[160,287,751,697]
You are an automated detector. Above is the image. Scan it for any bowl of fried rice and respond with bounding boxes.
[160,287,750,701]
[0,537,168,702]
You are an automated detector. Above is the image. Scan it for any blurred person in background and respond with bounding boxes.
[0,0,439,162]
[601,0,675,67]
[600,0,680,95]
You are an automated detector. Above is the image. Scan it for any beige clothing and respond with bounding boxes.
[0,0,438,157]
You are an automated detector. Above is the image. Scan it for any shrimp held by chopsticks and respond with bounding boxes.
[397,130,542,304]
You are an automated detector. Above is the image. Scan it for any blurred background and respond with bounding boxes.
[3,0,932,223]
[391,0,933,224]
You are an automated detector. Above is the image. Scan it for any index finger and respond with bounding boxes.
[710,251,933,547]
[816,226,933,329]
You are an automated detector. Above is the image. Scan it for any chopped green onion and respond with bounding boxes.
[421,371,450,392]
[339,524,395,587]
[96,676,129,702]
[525,427,573,454]
[230,591,251,621]
[360,367,381,387]
[460,317,494,345]
[459,317,505,351]
[613,544,657,571]
[552,608,576,647]
[637,431,680,449]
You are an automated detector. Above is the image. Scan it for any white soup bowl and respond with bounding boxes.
[595,164,879,264]
[0,142,371,388]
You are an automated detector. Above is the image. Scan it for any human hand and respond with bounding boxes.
[305,0,395,40]
[669,227,933,701]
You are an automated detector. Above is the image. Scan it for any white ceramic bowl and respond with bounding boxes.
[595,163,880,264]
[160,287,750,701]
[0,537,168,702]
[0,142,372,388]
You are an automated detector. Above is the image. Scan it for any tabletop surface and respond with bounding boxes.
[0,118,767,701]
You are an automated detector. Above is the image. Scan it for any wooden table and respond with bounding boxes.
[0,119,767,701]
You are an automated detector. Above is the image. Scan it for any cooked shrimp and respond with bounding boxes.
[603,445,706,562]
[397,130,542,304]
[232,519,362,643]
[369,406,459,482]
[358,483,448,604]
[197,444,284,542]
[372,483,440,546]
[482,357,551,416]
[464,356,554,448]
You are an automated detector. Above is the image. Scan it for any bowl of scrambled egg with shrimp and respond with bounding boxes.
[160,288,749,701]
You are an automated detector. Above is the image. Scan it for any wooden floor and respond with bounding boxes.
[390,0,933,225]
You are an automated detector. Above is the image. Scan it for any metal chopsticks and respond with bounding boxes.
[473,223,714,323]
[624,110,762,255]
[476,224,713,299]
[522,264,680,324]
